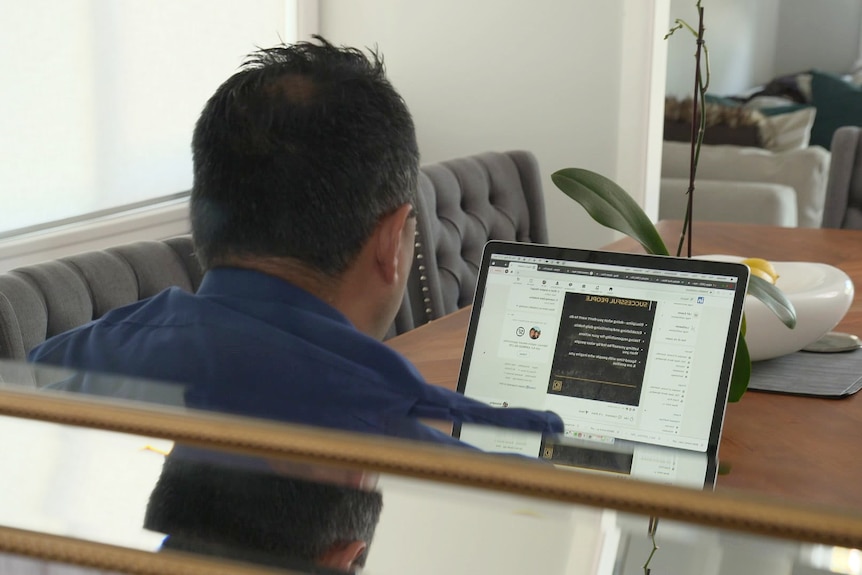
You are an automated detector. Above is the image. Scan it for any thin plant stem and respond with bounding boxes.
[643,516,660,574]
[676,1,706,258]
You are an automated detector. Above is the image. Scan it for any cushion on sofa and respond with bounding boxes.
[757,106,816,152]
[662,141,831,228]
[663,121,761,147]
[664,97,762,147]
[664,96,816,152]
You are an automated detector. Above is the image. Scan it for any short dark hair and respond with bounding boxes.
[144,454,383,571]
[190,36,419,275]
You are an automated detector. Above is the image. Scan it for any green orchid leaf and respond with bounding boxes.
[728,332,750,403]
[746,275,797,329]
[552,168,670,256]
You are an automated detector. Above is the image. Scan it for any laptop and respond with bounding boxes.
[453,241,749,489]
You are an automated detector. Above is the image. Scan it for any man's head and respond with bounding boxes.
[144,453,384,573]
[191,36,419,275]
[190,36,419,338]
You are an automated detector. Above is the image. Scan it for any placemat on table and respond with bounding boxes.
[748,348,862,398]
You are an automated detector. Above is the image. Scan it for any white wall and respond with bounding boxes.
[774,0,862,76]
[320,0,668,250]
[665,0,780,97]
[618,1,670,224]
[666,0,862,97]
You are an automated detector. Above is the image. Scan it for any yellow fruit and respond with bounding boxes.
[747,267,774,283]
[741,257,779,284]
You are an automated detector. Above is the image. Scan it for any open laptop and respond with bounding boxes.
[453,241,749,489]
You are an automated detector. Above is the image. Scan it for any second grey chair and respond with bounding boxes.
[0,237,202,361]
[823,126,862,229]
[396,150,547,334]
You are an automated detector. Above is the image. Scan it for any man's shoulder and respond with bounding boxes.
[28,288,196,362]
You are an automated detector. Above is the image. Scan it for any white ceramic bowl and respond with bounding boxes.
[702,256,855,361]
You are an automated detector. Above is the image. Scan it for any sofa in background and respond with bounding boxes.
[661,84,834,228]
[659,177,797,227]
[660,141,831,227]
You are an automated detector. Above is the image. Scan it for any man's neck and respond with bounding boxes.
[218,256,340,306]
[214,256,387,340]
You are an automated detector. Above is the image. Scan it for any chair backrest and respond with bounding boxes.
[823,126,862,229]
[0,236,203,360]
[393,150,547,335]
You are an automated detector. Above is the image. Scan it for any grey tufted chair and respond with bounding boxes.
[823,126,862,229]
[0,236,203,361]
[392,150,547,336]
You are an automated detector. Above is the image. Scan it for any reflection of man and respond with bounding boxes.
[145,451,382,573]
[28,37,561,444]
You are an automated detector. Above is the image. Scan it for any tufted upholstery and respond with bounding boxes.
[823,126,862,229]
[0,236,202,360]
[392,150,547,336]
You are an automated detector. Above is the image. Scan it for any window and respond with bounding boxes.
[0,0,296,238]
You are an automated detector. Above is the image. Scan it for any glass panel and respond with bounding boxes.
[0,364,862,575]
[0,360,716,490]
[0,554,124,575]
[0,401,859,575]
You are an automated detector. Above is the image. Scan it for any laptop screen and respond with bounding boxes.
[454,241,749,487]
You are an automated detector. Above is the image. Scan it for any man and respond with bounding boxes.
[29,37,561,444]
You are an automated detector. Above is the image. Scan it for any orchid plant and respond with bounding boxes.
[550,0,796,403]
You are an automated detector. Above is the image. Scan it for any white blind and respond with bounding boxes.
[0,0,295,236]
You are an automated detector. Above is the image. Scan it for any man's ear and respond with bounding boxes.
[317,540,367,572]
[375,203,414,284]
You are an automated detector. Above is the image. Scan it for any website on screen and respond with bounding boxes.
[459,254,739,457]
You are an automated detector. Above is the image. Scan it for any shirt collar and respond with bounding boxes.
[196,267,350,325]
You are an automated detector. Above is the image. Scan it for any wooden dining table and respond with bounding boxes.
[387,220,862,513]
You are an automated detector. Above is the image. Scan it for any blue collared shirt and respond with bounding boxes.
[29,268,562,446]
